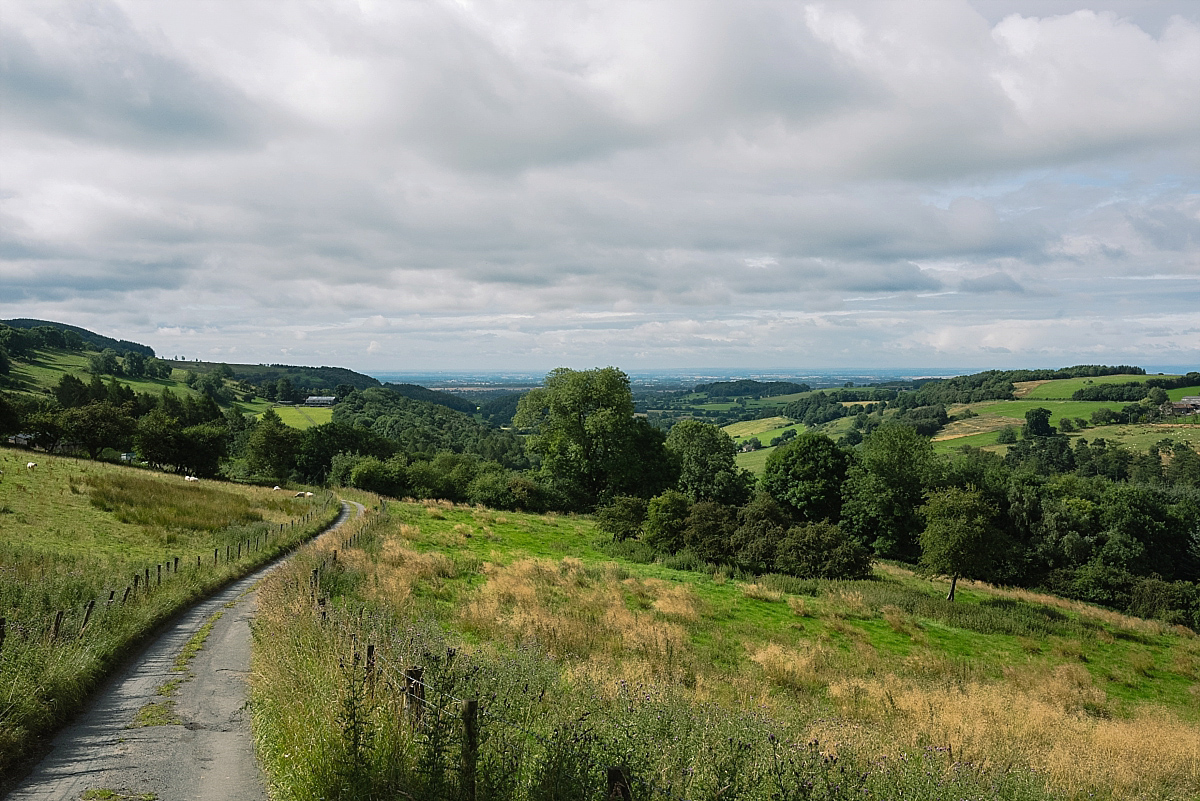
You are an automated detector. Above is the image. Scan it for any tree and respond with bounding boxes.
[644,490,691,553]
[731,493,790,573]
[1023,407,1055,439]
[0,393,20,435]
[683,501,737,563]
[919,487,1002,601]
[514,367,654,509]
[996,426,1018,444]
[841,423,943,560]
[0,345,9,375]
[60,401,135,459]
[135,409,184,469]
[179,422,229,477]
[88,348,123,376]
[761,431,849,523]
[595,496,649,542]
[246,408,301,480]
[665,420,753,505]
[123,350,146,378]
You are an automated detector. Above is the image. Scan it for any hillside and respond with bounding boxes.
[252,498,1200,800]
[2,318,155,356]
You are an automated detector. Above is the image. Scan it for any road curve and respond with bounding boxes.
[5,499,366,801]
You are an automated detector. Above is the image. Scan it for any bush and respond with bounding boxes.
[644,490,691,554]
[775,521,872,580]
[594,495,648,542]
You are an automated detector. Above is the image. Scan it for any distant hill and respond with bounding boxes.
[2,319,155,357]
[203,362,381,392]
[694,379,812,398]
[383,382,477,414]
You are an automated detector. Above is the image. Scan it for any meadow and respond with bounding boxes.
[250,499,1200,801]
[0,446,340,778]
[270,405,335,430]
[5,349,202,401]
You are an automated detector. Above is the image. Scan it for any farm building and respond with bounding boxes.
[305,395,336,407]
[1173,396,1200,413]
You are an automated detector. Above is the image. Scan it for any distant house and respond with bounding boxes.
[305,396,336,407]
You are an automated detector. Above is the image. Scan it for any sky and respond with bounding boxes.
[2,0,1198,373]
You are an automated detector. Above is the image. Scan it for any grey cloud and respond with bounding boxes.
[959,271,1026,293]
[0,1,271,150]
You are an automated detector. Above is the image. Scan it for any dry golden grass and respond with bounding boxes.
[749,642,838,692]
[811,666,1200,800]
[648,581,702,621]
[786,596,811,617]
[457,558,689,668]
[933,415,1024,441]
[739,582,784,603]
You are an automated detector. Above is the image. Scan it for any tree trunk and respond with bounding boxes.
[946,573,958,602]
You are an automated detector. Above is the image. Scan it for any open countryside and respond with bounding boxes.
[3,321,1200,800]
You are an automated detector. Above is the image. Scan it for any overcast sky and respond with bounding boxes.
[2,1,1198,372]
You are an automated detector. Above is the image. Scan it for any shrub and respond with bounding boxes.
[775,521,871,580]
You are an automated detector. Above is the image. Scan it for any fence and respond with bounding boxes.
[308,509,678,801]
[0,490,339,657]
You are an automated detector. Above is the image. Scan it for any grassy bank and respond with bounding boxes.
[250,500,1200,800]
[0,447,342,778]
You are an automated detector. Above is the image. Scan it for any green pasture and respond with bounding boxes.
[1169,385,1200,401]
[721,416,792,438]
[723,419,806,446]
[1018,374,1165,399]
[268,405,334,430]
[6,349,204,401]
[734,445,776,474]
[0,447,314,563]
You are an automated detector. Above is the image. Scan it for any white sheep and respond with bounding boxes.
[27,462,37,469]
[184,475,199,482]
[304,491,314,497]
[273,486,282,491]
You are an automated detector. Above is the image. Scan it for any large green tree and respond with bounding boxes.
[919,486,1002,600]
[761,431,849,523]
[60,401,135,459]
[841,423,943,560]
[246,408,302,481]
[665,420,753,506]
[514,367,672,508]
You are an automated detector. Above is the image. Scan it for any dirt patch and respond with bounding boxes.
[1013,380,1051,398]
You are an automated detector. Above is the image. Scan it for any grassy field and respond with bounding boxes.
[734,445,776,474]
[270,405,335,430]
[250,500,1200,801]
[721,416,793,438]
[1016,375,1162,399]
[5,349,205,401]
[0,446,340,778]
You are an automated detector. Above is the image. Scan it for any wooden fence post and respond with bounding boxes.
[332,549,337,564]
[405,667,425,727]
[174,556,179,573]
[81,599,95,633]
[214,548,218,565]
[0,617,6,656]
[237,542,242,559]
[144,567,150,588]
[365,644,375,698]
[133,574,140,593]
[107,590,116,606]
[461,699,478,801]
[122,586,131,603]
[157,564,162,586]
[606,766,633,801]
[51,610,64,640]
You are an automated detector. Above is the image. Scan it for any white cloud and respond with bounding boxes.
[1,0,1198,370]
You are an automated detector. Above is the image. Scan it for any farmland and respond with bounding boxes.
[269,405,335,430]
[251,499,1200,801]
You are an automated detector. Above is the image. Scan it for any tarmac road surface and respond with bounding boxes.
[6,499,364,801]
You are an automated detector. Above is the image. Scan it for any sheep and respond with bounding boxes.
[273,486,282,491]
[295,491,305,498]
[304,491,314,497]
[27,462,37,469]
[184,475,199,482]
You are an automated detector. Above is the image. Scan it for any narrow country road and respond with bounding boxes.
[6,500,365,801]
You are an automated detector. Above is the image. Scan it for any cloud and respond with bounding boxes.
[0,0,1198,369]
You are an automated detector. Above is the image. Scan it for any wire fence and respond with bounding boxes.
[0,490,339,656]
